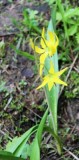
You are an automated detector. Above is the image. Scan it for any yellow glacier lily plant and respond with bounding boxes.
[30,20,68,156]
[30,28,59,75]
[37,62,67,91]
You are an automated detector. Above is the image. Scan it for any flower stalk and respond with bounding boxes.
[30,19,67,155]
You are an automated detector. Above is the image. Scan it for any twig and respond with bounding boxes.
[25,106,41,119]
[4,96,13,111]
[0,32,18,37]
[66,125,76,140]
[73,67,79,74]
[0,130,12,140]
[63,147,79,160]
[59,53,79,97]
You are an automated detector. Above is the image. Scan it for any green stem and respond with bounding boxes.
[45,126,62,155]
[44,86,58,134]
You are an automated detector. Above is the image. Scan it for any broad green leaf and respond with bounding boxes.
[0,155,24,160]
[44,18,62,154]
[56,8,79,22]
[44,19,59,133]
[30,109,48,160]
[14,135,30,157]
[30,138,40,160]
[45,83,58,133]
[36,109,48,145]
[68,25,78,36]
[11,45,35,61]
[65,8,79,19]
[0,151,24,160]
[6,126,37,157]
[21,144,30,159]
[56,12,62,21]
[0,151,12,156]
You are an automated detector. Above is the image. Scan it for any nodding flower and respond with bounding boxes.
[30,28,59,75]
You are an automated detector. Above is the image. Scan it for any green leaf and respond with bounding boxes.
[45,15,62,154]
[30,109,48,160]
[65,8,79,20]
[76,33,79,44]
[68,25,78,36]
[44,125,62,154]
[11,45,35,61]
[56,12,62,21]
[30,138,40,160]
[36,109,48,145]
[0,81,6,92]
[56,8,79,22]
[44,18,62,154]
[21,144,30,159]
[46,0,55,5]
[57,0,69,40]
[51,3,57,31]
[0,151,24,160]
[44,19,59,133]
[0,40,5,57]
[6,126,37,157]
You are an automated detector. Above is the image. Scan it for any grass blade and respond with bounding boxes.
[11,45,35,61]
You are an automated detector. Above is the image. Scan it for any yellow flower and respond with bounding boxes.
[30,28,59,75]
[37,63,68,91]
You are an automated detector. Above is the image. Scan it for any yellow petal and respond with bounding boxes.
[39,53,47,75]
[46,41,56,56]
[49,49,56,56]
[46,41,52,49]
[55,67,68,77]
[48,31,55,42]
[30,39,34,49]
[49,62,55,74]
[48,78,54,91]
[55,35,59,47]
[36,77,48,90]
[43,75,49,81]
[47,32,59,56]
[54,77,67,86]
[30,39,44,54]
[35,46,44,54]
